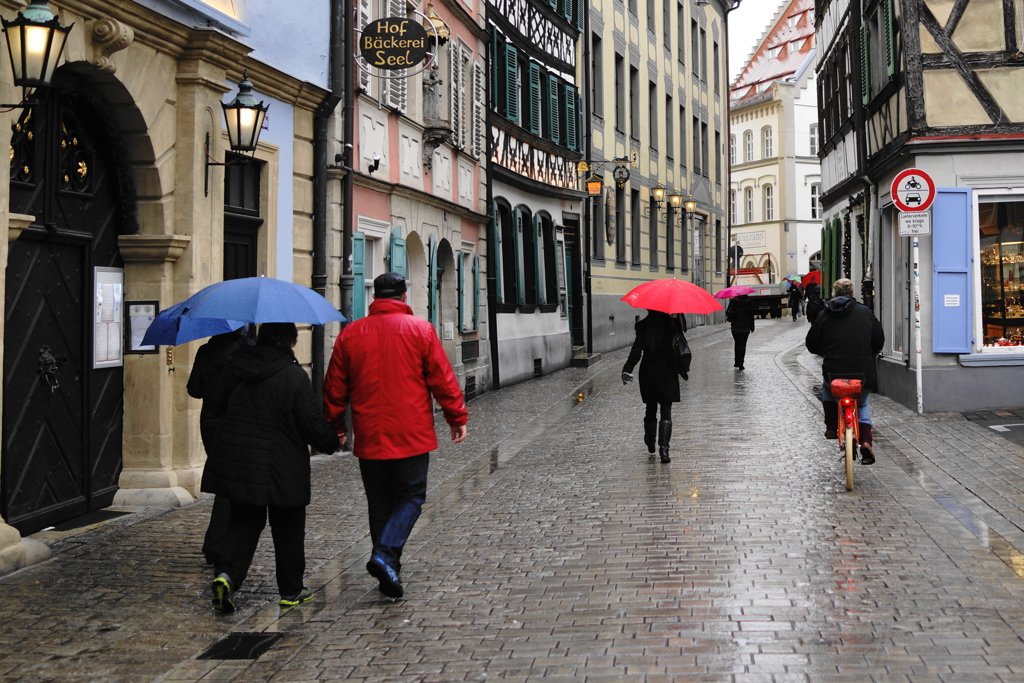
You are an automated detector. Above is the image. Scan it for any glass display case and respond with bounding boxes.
[980,200,1024,347]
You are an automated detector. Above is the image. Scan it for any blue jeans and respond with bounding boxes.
[358,453,429,570]
[821,384,872,424]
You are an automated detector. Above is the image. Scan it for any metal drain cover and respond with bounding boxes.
[198,632,282,660]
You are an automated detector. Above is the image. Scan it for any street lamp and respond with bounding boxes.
[651,186,667,206]
[1,2,72,91]
[585,174,604,196]
[668,192,683,209]
[205,70,270,195]
[683,195,697,220]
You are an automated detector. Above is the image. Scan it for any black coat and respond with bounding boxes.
[805,296,885,392]
[200,345,340,508]
[805,284,823,323]
[726,296,755,332]
[186,331,247,452]
[622,311,682,404]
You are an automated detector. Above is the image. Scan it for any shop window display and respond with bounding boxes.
[980,200,1024,347]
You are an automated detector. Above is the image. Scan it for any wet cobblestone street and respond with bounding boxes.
[5,319,1024,681]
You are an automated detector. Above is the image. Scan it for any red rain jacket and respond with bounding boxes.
[323,298,468,460]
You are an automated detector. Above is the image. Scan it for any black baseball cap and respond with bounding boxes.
[373,272,407,298]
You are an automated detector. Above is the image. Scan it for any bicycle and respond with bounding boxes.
[830,378,863,491]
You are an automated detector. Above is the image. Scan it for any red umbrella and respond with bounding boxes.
[621,278,724,314]
[802,270,822,286]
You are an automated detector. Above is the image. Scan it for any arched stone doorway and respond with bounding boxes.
[405,231,427,317]
[3,68,143,534]
[436,239,457,359]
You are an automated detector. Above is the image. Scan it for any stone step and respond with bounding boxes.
[570,352,601,367]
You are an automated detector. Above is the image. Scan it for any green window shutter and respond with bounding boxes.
[457,251,464,331]
[528,62,542,135]
[576,0,584,31]
[565,85,578,151]
[505,45,519,123]
[860,21,870,105]
[547,0,556,9]
[428,234,438,326]
[513,207,525,305]
[472,255,480,329]
[884,0,896,77]
[562,0,572,22]
[492,201,503,304]
[547,75,561,144]
[352,231,366,320]
[534,215,546,304]
[390,228,407,276]
[492,28,502,107]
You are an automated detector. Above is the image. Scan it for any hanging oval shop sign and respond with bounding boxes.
[360,18,430,70]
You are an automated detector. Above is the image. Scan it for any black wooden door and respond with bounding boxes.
[3,72,126,534]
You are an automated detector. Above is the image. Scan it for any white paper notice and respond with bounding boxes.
[944,294,961,307]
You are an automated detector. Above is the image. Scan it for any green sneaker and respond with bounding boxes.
[279,586,313,606]
[211,574,235,613]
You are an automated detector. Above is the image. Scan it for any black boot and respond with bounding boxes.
[643,418,657,453]
[658,419,672,463]
[823,401,838,439]
[858,423,875,465]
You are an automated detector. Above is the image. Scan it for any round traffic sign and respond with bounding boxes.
[891,168,936,212]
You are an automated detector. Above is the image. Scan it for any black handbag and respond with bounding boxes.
[671,330,692,380]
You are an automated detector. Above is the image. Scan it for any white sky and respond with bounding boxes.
[728,0,786,83]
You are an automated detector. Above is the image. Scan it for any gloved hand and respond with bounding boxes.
[621,372,633,385]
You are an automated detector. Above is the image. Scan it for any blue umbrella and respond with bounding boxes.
[181,276,346,325]
[141,297,247,346]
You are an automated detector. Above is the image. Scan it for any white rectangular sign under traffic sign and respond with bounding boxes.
[899,211,931,236]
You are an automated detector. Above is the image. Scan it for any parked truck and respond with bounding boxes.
[728,253,787,318]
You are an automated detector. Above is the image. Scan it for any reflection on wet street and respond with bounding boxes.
[5,319,1024,681]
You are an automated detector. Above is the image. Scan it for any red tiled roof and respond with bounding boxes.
[730,0,815,106]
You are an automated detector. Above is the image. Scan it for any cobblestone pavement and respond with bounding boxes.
[5,319,1024,682]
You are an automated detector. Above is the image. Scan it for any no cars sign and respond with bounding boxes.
[891,168,936,213]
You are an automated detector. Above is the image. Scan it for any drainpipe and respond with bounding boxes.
[484,25,500,390]
[311,0,344,396]
[340,0,356,324]
[582,4,593,354]
[860,174,877,311]
[725,0,741,293]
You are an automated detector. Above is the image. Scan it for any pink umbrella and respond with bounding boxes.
[714,285,757,299]
[621,278,723,314]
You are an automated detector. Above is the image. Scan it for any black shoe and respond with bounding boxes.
[367,556,404,598]
[737,365,744,371]
[859,442,875,465]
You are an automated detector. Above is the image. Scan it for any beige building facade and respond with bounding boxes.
[0,0,330,573]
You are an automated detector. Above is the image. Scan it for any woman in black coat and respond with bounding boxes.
[187,329,247,567]
[201,323,340,612]
[621,310,685,463]
[725,295,755,371]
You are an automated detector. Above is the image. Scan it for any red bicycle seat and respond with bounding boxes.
[830,378,863,399]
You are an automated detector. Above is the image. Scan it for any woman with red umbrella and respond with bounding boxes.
[620,311,686,463]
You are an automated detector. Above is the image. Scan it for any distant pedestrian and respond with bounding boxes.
[186,328,247,567]
[788,283,803,321]
[725,294,755,371]
[323,273,468,599]
[201,323,340,612]
[621,310,685,463]
[805,282,823,323]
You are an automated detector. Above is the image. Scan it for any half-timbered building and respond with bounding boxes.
[816,0,1024,411]
[486,0,585,386]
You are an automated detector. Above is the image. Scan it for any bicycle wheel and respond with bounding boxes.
[844,426,855,490]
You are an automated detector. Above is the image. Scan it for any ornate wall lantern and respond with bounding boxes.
[2,2,72,90]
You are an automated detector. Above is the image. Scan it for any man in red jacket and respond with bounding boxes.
[323,272,468,598]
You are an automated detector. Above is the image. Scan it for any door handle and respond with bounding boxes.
[38,346,66,392]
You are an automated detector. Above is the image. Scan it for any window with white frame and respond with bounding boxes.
[730,190,737,224]
[762,127,773,158]
[744,131,753,162]
[809,124,818,155]
[730,134,736,165]
[764,184,774,221]
[810,182,820,219]
[449,40,471,150]
[745,187,754,222]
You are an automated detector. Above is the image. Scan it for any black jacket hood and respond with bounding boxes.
[823,295,857,317]
[230,344,296,382]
